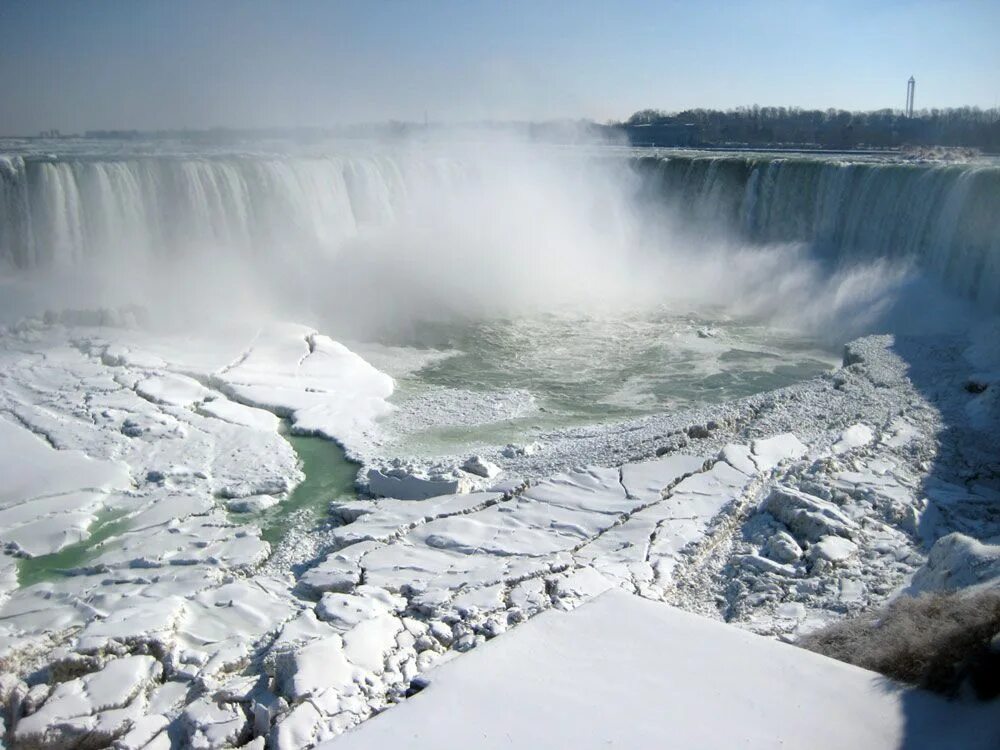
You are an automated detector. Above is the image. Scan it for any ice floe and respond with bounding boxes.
[1,316,999,749]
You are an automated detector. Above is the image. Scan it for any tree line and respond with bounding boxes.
[613,106,1000,151]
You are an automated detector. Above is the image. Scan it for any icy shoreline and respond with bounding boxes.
[0,315,998,749]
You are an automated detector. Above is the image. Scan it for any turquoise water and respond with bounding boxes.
[373,308,838,456]
[16,432,356,587]
[250,432,358,547]
[16,508,131,587]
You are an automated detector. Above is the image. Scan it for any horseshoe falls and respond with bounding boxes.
[635,153,1000,310]
[0,153,426,268]
[2,149,998,315]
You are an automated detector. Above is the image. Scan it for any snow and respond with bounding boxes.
[324,589,1000,750]
[909,532,1000,593]
[834,423,875,453]
[215,324,394,456]
[0,416,131,509]
[750,432,808,471]
[134,373,211,407]
[1,315,999,749]
[197,397,281,431]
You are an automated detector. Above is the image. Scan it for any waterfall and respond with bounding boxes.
[636,154,1000,310]
[2,148,998,311]
[0,154,461,270]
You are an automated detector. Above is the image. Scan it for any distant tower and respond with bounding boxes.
[905,76,915,118]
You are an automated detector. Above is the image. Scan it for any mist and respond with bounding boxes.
[0,130,982,349]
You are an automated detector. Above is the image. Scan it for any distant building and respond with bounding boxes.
[38,129,61,138]
[905,77,916,118]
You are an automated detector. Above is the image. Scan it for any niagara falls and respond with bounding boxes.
[0,2,998,749]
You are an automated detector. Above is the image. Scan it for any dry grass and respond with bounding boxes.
[798,590,1000,699]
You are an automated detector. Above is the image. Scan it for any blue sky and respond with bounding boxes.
[0,0,997,134]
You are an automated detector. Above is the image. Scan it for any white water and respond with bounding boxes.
[0,140,994,351]
[636,152,1000,311]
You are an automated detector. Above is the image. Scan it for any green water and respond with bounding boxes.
[249,433,358,546]
[16,508,131,587]
[15,433,356,587]
[374,308,838,456]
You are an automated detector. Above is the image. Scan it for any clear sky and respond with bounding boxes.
[0,0,997,135]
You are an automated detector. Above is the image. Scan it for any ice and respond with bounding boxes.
[450,583,506,617]
[342,613,404,672]
[225,494,280,513]
[909,533,1000,593]
[197,397,280,432]
[365,463,476,500]
[13,655,161,749]
[299,541,383,595]
[276,636,359,701]
[460,455,502,479]
[0,508,96,557]
[216,324,394,456]
[833,423,875,453]
[134,373,211,407]
[330,493,500,546]
[760,485,858,543]
[316,591,397,631]
[574,458,748,590]
[0,416,131,509]
[751,432,807,471]
[619,453,708,502]
[809,536,859,563]
[549,566,613,604]
[719,443,758,474]
[179,696,250,749]
[763,530,803,563]
[76,596,188,653]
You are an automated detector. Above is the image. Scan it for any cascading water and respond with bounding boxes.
[0,152,461,269]
[635,153,1000,310]
[1,144,998,314]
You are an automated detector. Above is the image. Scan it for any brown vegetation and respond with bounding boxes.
[799,590,1000,699]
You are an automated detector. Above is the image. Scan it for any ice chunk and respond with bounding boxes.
[760,485,857,543]
[13,656,161,748]
[461,455,501,479]
[751,433,807,471]
[366,464,475,500]
[833,424,874,454]
[135,374,211,407]
[198,398,280,432]
[809,536,859,564]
